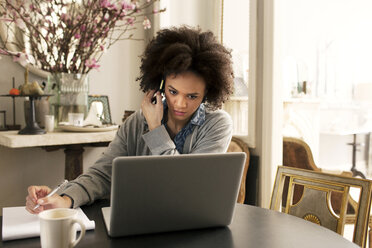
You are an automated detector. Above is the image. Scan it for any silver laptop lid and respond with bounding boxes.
[108,152,246,237]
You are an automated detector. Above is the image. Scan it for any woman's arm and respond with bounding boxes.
[59,117,132,208]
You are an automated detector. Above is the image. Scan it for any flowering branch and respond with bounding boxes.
[0,0,165,74]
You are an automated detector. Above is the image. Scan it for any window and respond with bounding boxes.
[222,0,256,146]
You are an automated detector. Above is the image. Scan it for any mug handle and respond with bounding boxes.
[70,219,86,248]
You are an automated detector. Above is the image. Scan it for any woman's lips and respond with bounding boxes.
[174,110,186,116]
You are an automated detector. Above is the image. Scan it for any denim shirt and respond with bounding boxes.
[162,101,206,153]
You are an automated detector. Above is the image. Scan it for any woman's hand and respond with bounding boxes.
[141,90,163,131]
[25,186,72,214]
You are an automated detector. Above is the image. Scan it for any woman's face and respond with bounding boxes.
[164,71,206,124]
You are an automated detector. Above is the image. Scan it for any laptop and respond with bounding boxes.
[102,152,246,237]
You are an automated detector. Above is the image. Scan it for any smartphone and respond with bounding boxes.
[151,79,164,104]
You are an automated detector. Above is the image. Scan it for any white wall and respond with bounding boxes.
[160,0,221,36]
[0,34,146,213]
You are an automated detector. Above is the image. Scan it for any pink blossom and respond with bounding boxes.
[122,1,135,10]
[12,52,34,67]
[74,33,81,39]
[143,17,151,30]
[81,25,86,32]
[61,13,67,22]
[126,17,134,26]
[100,45,106,52]
[85,58,100,70]
[119,10,127,18]
[153,8,158,14]
[84,42,92,47]
[100,0,110,8]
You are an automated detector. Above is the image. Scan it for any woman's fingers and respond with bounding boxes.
[145,89,156,100]
[28,185,51,201]
[26,185,51,214]
[25,195,42,214]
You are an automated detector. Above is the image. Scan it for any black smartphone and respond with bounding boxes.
[151,79,164,104]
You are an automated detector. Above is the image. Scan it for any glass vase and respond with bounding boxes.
[48,73,89,125]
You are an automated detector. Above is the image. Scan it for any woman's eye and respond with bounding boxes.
[169,90,177,95]
[188,95,198,99]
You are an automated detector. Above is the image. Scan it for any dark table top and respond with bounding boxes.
[0,200,358,248]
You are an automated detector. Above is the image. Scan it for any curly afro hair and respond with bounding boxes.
[137,26,234,110]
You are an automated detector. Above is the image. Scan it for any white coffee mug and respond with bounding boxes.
[39,208,86,248]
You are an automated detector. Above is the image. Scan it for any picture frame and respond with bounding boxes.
[88,95,112,125]
[0,110,6,131]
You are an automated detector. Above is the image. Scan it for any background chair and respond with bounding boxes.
[270,166,372,248]
[282,136,355,211]
[283,136,372,247]
[227,137,250,204]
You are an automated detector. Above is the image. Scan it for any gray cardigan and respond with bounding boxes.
[61,109,233,208]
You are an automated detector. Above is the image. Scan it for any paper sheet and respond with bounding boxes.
[2,206,95,241]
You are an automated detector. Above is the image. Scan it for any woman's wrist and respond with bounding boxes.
[62,195,73,208]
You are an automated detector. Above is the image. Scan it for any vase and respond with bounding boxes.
[48,73,89,125]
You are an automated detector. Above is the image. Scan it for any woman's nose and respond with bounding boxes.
[175,96,187,108]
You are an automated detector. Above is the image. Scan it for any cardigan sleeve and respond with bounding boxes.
[60,114,134,208]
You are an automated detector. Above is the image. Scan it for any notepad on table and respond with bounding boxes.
[2,206,95,241]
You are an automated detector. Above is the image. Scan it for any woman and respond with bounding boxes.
[26,26,234,213]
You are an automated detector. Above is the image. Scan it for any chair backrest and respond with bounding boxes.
[270,166,372,247]
[282,136,354,212]
[227,137,250,204]
[283,136,319,171]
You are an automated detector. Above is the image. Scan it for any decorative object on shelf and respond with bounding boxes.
[0,94,53,134]
[0,110,6,131]
[49,73,89,124]
[44,115,55,132]
[22,69,50,128]
[88,95,112,125]
[24,98,50,129]
[68,113,84,127]
[1,73,54,134]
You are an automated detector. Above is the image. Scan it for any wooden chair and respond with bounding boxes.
[270,166,372,247]
[227,137,250,204]
[283,136,355,212]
